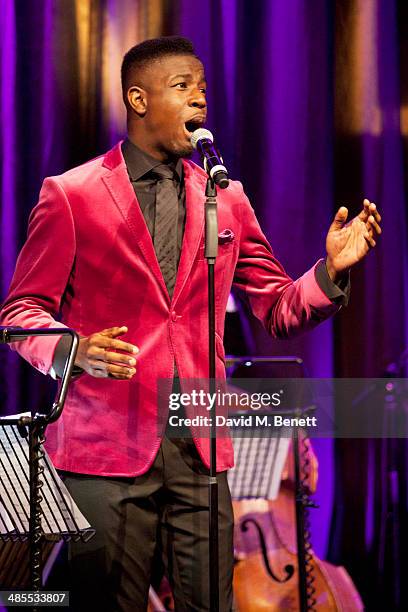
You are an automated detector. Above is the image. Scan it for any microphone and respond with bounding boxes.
[190,129,229,189]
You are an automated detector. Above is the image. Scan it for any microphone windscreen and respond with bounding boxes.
[190,128,213,149]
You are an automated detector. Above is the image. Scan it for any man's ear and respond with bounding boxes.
[127,86,147,116]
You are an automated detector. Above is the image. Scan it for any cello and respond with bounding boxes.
[232,434,364,610]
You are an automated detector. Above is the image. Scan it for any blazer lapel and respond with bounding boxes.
[101,144,169,301]
[172,160,206,305]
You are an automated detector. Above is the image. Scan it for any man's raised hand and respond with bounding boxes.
[325,198,382,282]
[75,326,138,379]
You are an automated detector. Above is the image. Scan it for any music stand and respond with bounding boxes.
[0,327,94,594]
[227,356,318,612]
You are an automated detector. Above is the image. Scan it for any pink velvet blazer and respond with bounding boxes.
[0,143,339,476]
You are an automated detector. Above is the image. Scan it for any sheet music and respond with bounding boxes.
[0,416,90,535]
[228,435,290,500]
[0,499,14,532]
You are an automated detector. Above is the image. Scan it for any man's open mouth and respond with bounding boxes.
[184,118,206,138]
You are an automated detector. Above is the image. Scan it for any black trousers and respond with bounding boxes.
[63,436,234,611]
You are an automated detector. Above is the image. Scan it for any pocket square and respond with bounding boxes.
[218,229,235,244]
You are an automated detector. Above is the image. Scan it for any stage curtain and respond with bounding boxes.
[0,1,407,607]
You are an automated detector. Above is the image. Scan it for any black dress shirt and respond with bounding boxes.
[121,138,186,266]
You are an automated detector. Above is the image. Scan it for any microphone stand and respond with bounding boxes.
[204,178,219,611]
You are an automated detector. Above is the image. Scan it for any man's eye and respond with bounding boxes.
[175,82,187,88]
[200,88,207,94]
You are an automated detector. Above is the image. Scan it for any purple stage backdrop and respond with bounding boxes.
[0,1,407,608]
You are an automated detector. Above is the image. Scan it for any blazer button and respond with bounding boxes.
[171,310,178,322]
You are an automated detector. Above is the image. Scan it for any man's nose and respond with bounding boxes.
[189,89,206,109]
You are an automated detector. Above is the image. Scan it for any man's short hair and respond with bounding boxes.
[121,36,197,102]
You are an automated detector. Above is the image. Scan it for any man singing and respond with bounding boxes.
[0,37,381,611]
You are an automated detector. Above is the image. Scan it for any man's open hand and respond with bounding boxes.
[75,326,138,379]
[326,199,382,282]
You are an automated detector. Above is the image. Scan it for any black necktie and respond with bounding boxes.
[152,164,179,298]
